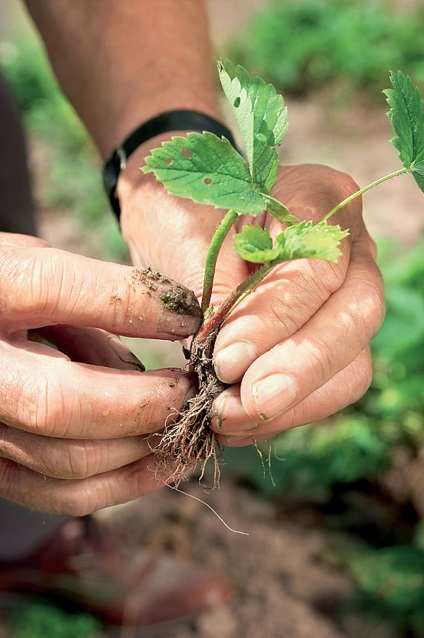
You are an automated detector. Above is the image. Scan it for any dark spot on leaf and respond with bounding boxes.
[204,178,212,185]
[181,147,193,159]
[233,97,241,108]
[166,157,172,165]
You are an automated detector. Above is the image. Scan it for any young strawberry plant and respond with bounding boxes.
[143,61,424,486]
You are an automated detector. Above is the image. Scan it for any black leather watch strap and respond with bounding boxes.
[102,110,238,219]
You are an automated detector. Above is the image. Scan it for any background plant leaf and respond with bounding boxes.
[385,70,424,193]
[143,132,266,215]
[218,59,288,192]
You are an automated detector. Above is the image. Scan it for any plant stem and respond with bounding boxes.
[197,261,275,340]
[201,209,238,313]
[322,167,409,221]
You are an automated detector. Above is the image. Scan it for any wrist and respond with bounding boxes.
[104,110,239,219]
[116,132,173,203]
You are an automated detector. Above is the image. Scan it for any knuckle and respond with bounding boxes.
[363,232,378,261]
[19,374,78,438]
[64,441,103,480]
[0,248,66,321]
[293,260,345,312]
[0,250,27,317]
[36,441,93,480]
[33,381,63,436]
[349,349,373,402]
[306,334,334,383]
[336,169,360,198]
[350,266,385,339]
[259,261,345,339]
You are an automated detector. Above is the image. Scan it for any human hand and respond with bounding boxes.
[120,160,384,446]
[0,233,201,514]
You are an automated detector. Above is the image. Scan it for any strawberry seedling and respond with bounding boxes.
[143,61,424,486]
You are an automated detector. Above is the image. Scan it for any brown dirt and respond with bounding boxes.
[97,479,357,638]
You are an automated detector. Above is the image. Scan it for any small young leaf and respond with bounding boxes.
[261,194,299,225]
[218,59,288,192]
[274,221,349,263]
[234,225,279,263]
[385,71,424,193]
[142,132,265,215]
[234,221,349,264]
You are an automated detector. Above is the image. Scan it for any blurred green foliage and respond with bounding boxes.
[229,0,424,99]
[11,601,100,638]
[0,33,127,259]
[347,545,424,636]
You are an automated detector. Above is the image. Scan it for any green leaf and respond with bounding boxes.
[384,70,424,193]
[142,132,266,215]
[275,220,349,262]
[234,225,279,263]
[218,59,288,192]
[261,194,298,224]
[234,220,349,264]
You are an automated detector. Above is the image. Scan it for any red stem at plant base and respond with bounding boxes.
[195,261,275,343]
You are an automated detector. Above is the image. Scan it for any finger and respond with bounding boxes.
[0,422,154,479]
[213,164,375,383]
[214,251,349,383]
[0,453,171,515]
[237,243,383,423]
[0,338,194,439]
[271,164,366,240]
[0,245,201,339]
[30,326,145,370]
[214,234,382,395]
[211,239,383,426]
[214,348,372,445]
[0,232,49,249]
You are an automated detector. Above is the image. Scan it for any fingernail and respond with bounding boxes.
[214,340,257,383]
[159,313,202,339]
[158,285,202,338]
[211,390,240,430]
[253,374,297,421]
[224,436,254,447]
[211,388,258,434]
[183,382,198,404]
[108,336,145,371]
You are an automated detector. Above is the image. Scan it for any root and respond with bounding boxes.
[154,326,227,488]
